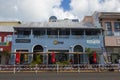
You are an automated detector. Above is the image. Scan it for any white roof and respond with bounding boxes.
[15,21,100,29]
[0,26,14,32]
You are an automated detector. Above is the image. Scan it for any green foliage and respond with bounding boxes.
[85,48,96,57]
[86,48,92,57]
[30,54,42,66]
[56,60,70,66]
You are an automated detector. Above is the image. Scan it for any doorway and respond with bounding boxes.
[33,45,43,63]
[73,45,83,64]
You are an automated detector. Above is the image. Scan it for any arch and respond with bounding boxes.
[73,45,83,52]
[33,45,43,52]
[73,45,84,64]
[33,45,43,62]
[49,16,57,22]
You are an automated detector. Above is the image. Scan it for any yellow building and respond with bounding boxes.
[0,21,21,26]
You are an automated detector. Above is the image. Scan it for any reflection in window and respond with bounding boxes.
[114,22,120,36]
[105,22,112,36]
[59,29,70,35]
[105,22,112,30]
[114,22,120,30]
[71,29,84,35]
[33,29,45,37]
[47,29,58,38]
[47,29,58,35]
[17,30,31,38]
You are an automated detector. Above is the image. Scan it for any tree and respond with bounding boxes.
[31,54,43,66]
[1,50,10,65]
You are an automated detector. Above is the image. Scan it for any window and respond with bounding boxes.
[114,22,120,30]
[105,22,112,36]
[17,30,31,38]
[33,29,45,36]
[105,22,112,30]
[71,29,84,35]
[59,29,70,35]
[114,22,120,36]
[47,29,58,35]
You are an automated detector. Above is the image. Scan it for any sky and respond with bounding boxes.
[0,0,120,21]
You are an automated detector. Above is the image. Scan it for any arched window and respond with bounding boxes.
[33,45,43,61]
[33,45,43,52]
[73,45,83,64]
[74,45,83,52]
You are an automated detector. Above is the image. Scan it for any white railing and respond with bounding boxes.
[0,64,120,72]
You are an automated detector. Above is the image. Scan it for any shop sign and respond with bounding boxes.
[87,39,100,44]
[16,39,31,43]
[53,40,64,45]
[0,42,9,46]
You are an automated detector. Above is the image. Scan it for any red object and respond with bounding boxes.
[15,52,20,64]
[51,52,55,63]
[0,32,13,52]
[93,52,97,63]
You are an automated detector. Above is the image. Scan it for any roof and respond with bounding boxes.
[14,21,101,29]
[99,12,120,19]
[0,26,14,32]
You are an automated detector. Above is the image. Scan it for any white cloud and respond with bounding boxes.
[0,0,120,21]
[17,0,62,21]
[53,7,78,19]
[70,0,120,20]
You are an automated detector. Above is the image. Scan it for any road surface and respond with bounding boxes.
[0,72,120,80]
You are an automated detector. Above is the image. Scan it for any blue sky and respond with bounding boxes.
[60,0,71,11]
[61,0,105,11]
[0,0,120,21]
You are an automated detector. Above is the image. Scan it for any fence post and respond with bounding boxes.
[13,64,16,74]
[0,65,1,71]
[78,64,80,73]
[35,64,38,73]
[57,64,59,73]
[35,64,38,80]
[98,64,100,72]
[118,63,120,72]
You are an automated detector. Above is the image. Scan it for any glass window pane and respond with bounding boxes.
[105,22,112,30]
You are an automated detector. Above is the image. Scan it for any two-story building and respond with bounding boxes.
[0,21,21,64]
[98,12,120,63]
[10,16,104,65]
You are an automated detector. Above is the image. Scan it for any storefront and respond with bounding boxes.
[10,17,103,65]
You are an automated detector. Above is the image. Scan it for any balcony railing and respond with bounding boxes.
[17,35,30,38]
[14,34,101,40]
[71,35,84,39]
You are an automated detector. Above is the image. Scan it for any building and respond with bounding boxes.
[0,26,13,52]
[10,16,104,65]
[98,12,120,63]
[0,21,21,26]
[0,21,21,64]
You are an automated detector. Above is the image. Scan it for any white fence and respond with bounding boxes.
[0,64,120,72]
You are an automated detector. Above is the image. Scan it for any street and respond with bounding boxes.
[0,72,120,80]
